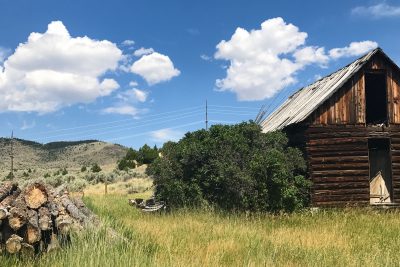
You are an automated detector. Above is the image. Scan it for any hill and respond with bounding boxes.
[0,138,128,175]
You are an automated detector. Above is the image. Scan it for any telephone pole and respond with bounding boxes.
[10,130,14,179]
[205,100,208,130]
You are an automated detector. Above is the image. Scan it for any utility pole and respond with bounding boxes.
[205,100,208,130]
[10,130,14,180]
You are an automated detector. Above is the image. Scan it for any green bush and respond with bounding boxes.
[137,144,159,164]
[62,168,68,175]
[81,166,87,172]
[91,163,102,173]
[147,122,310,213]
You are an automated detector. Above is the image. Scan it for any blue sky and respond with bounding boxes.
[0,0,399,148]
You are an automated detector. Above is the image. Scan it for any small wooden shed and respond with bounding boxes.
[261,48,400,206]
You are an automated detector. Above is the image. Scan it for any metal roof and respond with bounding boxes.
[261,48,382,132]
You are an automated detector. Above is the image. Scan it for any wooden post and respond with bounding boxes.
[205,100,208,130]
[10,131,14,180]
[105,180,108,195]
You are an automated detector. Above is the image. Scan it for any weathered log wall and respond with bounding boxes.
[305,125,400,206]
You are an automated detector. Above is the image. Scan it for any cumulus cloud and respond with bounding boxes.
[133,47,154,57]
[117,88,148,103]
[215,17,378,101]
[131,52,180,85]
[0,47,11,63]
[0,21,122,113]
[150,128,183,143]
[121,39,135,46]
[329,41,378,59]
[102,105,139,117]
[352,3,400,18]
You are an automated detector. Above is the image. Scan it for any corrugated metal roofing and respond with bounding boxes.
[261,48,381,132]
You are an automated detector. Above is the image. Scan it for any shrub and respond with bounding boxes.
[117,158,136,171]
[62,168,68,176]
[81,166,87,172]
[66,178,88,192]
[147,122,310,213]
[91,163,102,173]
[137,144,159,164]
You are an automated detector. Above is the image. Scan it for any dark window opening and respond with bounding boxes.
[365,72,388,124]
[368,138,392,203]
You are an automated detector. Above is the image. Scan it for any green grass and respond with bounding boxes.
[2,194,400,266]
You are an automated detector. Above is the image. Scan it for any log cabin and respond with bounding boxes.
[261,48,400,207]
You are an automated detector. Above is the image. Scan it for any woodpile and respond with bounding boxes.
[0,181,95,254]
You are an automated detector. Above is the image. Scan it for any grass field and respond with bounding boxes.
[2,189,400,266]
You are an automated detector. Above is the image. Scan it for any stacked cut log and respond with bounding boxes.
[0,181,95,255]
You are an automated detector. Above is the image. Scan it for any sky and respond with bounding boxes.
[0,0,399,148]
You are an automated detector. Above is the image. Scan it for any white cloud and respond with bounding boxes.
[0,21,122,113]
[150,128,183,143]
[131,52,180,85]
[200,54,212,61]
[21,120,36,130]
[102,105,139,117]
[352,3,400,18]
[129,80,138,87]
[122,39,135,46]
[0,47,11,63]
[293,46,329,67]
[117,88,148,103]
[215,17,378,101]
[133,47,154,57]
[329,41,378,59]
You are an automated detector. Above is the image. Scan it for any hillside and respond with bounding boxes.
[0,138,128,173]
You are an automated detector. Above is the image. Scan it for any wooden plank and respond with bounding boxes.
[313,194,369,202]
[309,150,368,157]
[313,170,369,177]
[313,200,369,207]
[313,182,368,190]
[309,138,366,146]
[312,163,369,171]
[314,188,369,195]
[313,176,368,183]
[310,155,369,164]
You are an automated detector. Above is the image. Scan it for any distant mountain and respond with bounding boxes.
[0,138,128,171]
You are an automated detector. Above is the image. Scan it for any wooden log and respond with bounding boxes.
[47,233,60,253]
[24,183,48,209]
[60,195,87,223]
[0,182,18,202]
[6,234,22,254]
[55,214,73,235]
[8,195,28,231]
[0,188,21,220]
[38,207,52,231]
[26,210,41,244]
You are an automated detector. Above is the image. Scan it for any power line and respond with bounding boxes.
[105,121,204,142]
[36,110,204,140]
[38,112,206,141]
[29,105,204,135]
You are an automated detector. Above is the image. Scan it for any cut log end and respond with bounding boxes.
[6,234,23,254]
[26,224,41,244]
[25,184,48,209]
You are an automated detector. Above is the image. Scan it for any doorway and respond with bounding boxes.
[365,72,388,125]
[368,138,392,203]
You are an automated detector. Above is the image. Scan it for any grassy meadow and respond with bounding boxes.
[2,185,400,266]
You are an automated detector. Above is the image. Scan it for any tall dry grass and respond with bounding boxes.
[2,192,400,266]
